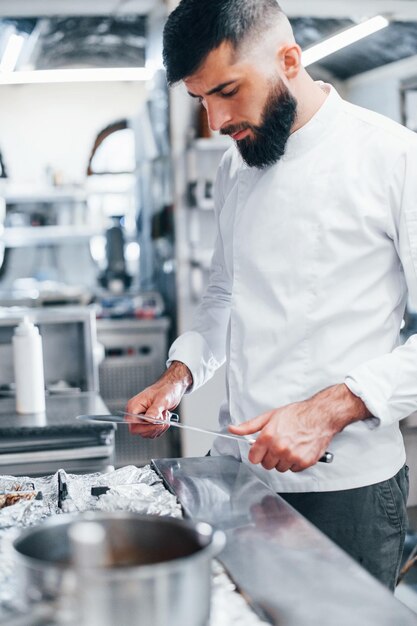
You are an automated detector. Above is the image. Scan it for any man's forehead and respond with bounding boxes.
[184,41,239,89]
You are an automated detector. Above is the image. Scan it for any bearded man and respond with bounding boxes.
[126,0,416,590]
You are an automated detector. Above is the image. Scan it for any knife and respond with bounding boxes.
[78,412,255,445]
[77,412,334,464]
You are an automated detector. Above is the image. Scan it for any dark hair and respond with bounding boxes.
[163,0,284,85]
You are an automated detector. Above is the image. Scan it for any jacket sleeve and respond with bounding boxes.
[167,151,234,392]
[345,143,417,426]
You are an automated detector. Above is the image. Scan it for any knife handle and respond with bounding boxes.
[319,452,333,464]
[160,412,333,463]
[246,437,333,464]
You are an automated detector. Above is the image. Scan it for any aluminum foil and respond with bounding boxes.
[57,465,182,517]
[0,466,267,626]
[211,561,269,626]
[0,465,180,613]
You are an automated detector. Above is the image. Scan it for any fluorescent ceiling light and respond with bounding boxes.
[0,67,154,85]
[302,15,390,67]
[0,33,25,73]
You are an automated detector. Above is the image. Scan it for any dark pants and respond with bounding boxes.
[280,465,409,590]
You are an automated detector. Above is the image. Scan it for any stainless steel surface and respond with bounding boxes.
[97,317,178,467]
[0,393,114,476]
[0,393,110,431]
[0,306,98,393]
[13,511,224,626]
[0,445,112,464]
[153,456,417,626]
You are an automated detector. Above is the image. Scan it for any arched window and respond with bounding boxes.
[87,120,135,176]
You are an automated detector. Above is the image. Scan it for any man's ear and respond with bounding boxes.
[277,44,302,80]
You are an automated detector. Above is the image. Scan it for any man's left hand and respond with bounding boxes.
[228,383,371,473]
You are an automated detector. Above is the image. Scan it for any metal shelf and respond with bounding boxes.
[3,225,103,248]
[4,186,86,205]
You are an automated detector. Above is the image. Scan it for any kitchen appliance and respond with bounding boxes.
[98,217,132,294]
[0,306,113,476]
[96,316,180,466]
[0,394,114,477]
[0,306,99,394]
[12,511,224,626]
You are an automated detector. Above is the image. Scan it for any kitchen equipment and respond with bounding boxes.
[68,521,109,626]
[0,307,114,476]
[78,412,334,464]
[0,306,99,394]
[0,394,114,477]
[96,316,178,467]
[12,317,45,414]
[12,511,225,626]
[98,217,132,294]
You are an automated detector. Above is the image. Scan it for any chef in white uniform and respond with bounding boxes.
[127,0,415,589]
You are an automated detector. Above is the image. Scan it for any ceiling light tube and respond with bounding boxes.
[0,33,25,73]
[0,67,154,85]
[302,15,390,67]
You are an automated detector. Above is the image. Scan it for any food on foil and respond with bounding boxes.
[0,483,41,509]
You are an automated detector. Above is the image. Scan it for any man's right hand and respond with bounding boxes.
[125,361,193,438]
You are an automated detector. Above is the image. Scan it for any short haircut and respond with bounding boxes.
[163,0,284,85]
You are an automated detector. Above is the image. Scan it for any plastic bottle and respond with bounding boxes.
[12,317,46,414]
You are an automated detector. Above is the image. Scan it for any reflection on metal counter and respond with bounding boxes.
[153,456,417,626]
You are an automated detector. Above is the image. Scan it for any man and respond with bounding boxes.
[127,0,415,589]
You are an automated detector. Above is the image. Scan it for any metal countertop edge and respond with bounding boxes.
[152,456,417,626]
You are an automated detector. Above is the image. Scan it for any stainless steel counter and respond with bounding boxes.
[153,455,417,626]
[0,393,114,475]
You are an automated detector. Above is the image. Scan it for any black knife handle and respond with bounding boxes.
[319,451,333,464]
[57,469,69,509]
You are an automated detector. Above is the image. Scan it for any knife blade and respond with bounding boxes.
[77,412,334,463]
[78,412,255,445]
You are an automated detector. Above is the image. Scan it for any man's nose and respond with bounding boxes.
[205,101,232,132]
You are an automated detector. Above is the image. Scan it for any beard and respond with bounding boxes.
[220,79,298,169]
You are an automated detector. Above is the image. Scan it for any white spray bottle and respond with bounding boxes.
[12,317,46,414]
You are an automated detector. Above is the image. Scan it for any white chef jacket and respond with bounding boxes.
[169,83,417,492]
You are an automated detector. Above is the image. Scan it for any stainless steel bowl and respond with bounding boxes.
[12,511,225,626]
